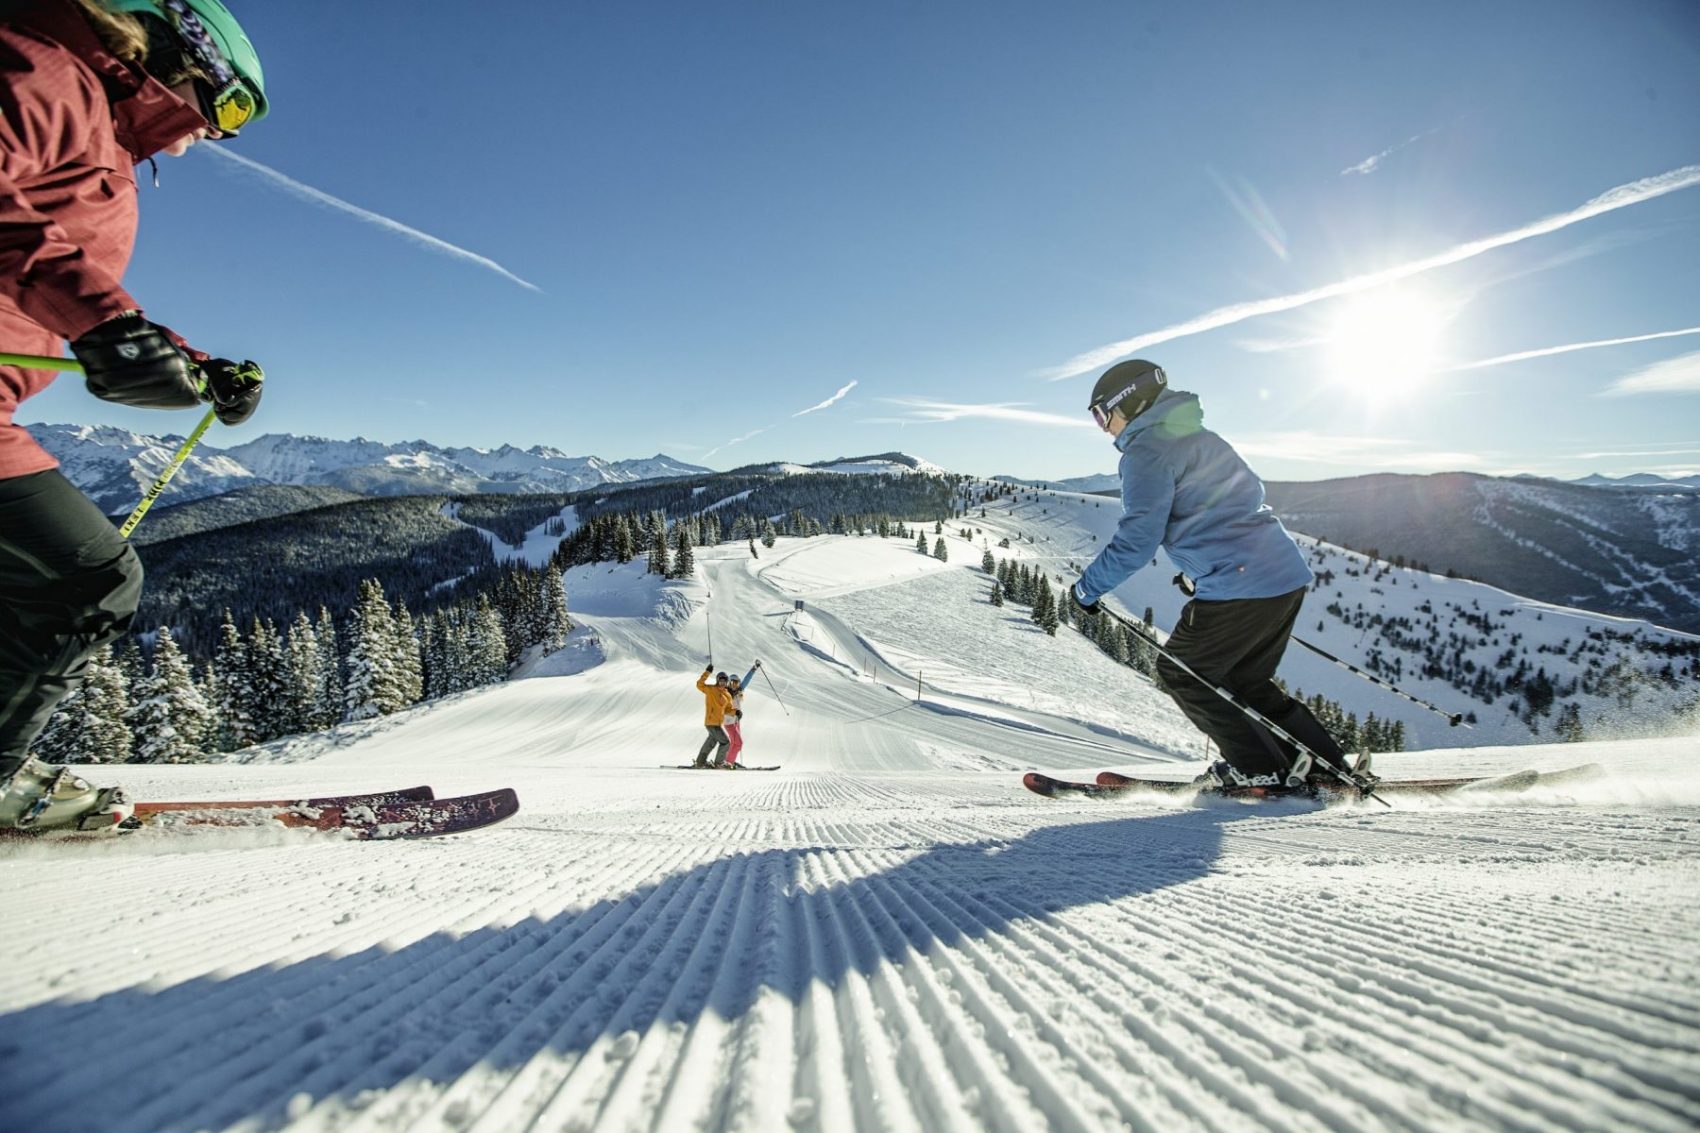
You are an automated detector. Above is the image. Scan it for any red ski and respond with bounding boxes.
[129,787,520,840]
[132,784,434,816]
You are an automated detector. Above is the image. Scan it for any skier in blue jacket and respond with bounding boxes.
[1070,359,1351,791]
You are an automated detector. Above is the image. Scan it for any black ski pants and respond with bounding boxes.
[695,725,730,766]
[1154,586,1347,778]
[0,469,143,781]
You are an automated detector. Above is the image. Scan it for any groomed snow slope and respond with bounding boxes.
[2,536,1697,1133]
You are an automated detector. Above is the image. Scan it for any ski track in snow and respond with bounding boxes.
[3,541,1698,1133]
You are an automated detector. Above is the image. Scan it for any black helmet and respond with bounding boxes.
[715,671,729,682]
[1088,359,1167,429]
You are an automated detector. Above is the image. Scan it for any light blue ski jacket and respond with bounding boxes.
[1075,389,1312,605]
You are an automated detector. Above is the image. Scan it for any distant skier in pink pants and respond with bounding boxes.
[721,661,761,769]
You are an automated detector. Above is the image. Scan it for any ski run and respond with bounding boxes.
[3,525,1697,1133]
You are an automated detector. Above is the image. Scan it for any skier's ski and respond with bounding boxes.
[133,784,434,816]
[661,765,783,772]
[1022,772,1124,799]
[1025,763,1602,801]
[131,787,519,839]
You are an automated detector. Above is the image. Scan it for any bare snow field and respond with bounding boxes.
[3,536,1698,1133]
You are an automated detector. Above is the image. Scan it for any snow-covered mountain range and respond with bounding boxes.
[32,423,712,513]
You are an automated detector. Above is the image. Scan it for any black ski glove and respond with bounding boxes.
[72,313,202,410]
[200,358,265,425]
[1069,583,1101,616]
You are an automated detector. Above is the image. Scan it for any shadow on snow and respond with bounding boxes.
[0,804,1268,1130]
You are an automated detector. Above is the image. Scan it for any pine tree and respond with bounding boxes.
[393,602,424,707]
[933,537,949,562]
[30,645,133,764]
[284,612,323,736]
[344,579,404,721]
[470,596,509,685]
[671,523,695,579]
[247,617,288,741]
[649,515,671,576]
[207,610,255,752]
[613,514,636,563]
[538,567,571,652]
[313,607,342,729]
[989,580,1004,607]
[127,627,210,763]
[1032,577,1058,635]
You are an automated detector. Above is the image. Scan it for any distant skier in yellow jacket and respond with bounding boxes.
[692,667,736,768]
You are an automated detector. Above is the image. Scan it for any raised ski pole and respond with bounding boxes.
[760,664,790,716]
[118,408,217,538]
[1098,605,1389,807]
[1289,635,1468,726]
[0,351,217,539]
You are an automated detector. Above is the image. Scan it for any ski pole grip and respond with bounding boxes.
[0,351,84,373]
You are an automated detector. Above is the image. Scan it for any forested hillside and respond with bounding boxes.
[1264,472,1700,632]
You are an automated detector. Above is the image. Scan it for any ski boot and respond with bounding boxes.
[0,758,133,833]
[1193,760,1317,799]
[1304,752,1380,796]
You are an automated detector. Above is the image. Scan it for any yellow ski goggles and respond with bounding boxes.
[205,78,258,134]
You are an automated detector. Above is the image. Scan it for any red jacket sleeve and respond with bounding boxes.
[0,29,139,339]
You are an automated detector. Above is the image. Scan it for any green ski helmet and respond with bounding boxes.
[104,0,267,132]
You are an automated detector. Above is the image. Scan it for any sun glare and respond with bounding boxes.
[1325,288,1450,405]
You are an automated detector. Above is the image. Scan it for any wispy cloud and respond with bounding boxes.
[1576,443,1700,459]
[706,381,861,458]
[1445,326,1700,372]
[703,426,772,459]
[1235,334,1329,355]
[870,398,1094,429]
[199,146,541,292]
[1047,163,1700,379]
[793,380,858,417]
[1341,126,1442,176]
[1602,350,1700,397]
[1234,431,1484,470]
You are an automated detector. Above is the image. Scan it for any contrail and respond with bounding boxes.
[707,381,860,458]
[199,146,541,292]
[1341,125,1442,176]
[872,398,1093,429]
[704,426,771,459]
[794,380,858,417]
[1048,163,1700,379]
[1445,326,1700,371]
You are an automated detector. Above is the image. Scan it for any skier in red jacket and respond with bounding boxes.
[0,0,268,831]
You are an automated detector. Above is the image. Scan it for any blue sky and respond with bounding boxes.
[20,0,1700,481]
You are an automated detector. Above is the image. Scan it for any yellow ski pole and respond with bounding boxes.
[117,406,218,538]
[0,351,219,539]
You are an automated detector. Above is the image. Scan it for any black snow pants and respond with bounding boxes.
[0,469,144,781]
[1154,586,1348,778]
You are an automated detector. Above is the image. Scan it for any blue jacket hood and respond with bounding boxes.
[1114,388,1202,453]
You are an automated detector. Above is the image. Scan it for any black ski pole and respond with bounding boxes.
[1099,606,1388,807]
[760,664,790,716]
[1289,635,1467,727]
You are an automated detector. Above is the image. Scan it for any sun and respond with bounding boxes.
[1324,287,1450,406]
